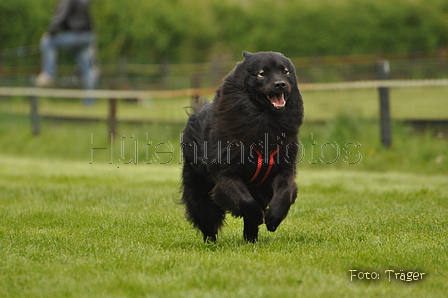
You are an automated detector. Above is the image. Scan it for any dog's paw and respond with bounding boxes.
[264,208,285,232]
[203,234,217,243]
[243,215,261,243]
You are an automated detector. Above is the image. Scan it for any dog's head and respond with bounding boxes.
[239,51,298,111]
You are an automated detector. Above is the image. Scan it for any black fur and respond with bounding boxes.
[181,51,304,242]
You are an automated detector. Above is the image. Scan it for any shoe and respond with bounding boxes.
[36,72,54,87]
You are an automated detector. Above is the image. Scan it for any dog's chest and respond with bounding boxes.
[221,145,282,187]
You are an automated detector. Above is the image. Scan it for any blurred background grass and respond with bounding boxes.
[0,0,447,204]
[0,103,446,174]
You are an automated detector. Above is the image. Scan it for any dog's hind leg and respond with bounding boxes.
[181,165,225,242]
[243,217,259,243]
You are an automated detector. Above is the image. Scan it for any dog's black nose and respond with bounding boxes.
[274,81,286,88]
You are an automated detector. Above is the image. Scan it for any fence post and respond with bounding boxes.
[377,60,392,148]
[0,53,3,84]
[30,75,40,136]
[108,98,117,138]
[191,74,201,106]
[118,57,128,89]
[161,58,170,89]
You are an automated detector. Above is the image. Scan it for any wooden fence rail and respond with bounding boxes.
[1,77,448,147]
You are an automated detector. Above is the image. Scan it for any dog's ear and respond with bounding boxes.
[242,51,253,59]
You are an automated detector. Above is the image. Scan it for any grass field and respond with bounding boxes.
[0,86,447,297]
[1,154,447,297]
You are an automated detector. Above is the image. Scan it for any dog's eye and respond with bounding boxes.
[258,70,266,77]
[283,68,290,75]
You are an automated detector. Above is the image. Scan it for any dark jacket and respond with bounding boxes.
[48,0,92,35]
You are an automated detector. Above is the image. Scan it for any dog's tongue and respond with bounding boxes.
[270,94,286,108]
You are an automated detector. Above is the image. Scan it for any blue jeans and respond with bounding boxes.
[40,31,98,104]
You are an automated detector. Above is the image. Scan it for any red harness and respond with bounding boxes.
[247,147,281,187]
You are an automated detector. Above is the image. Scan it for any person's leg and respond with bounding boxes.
[37,33,57,86]
[38,31,93,87]
[52,31,93,49]
[73,33,97,105]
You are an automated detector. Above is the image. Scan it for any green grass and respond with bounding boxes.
[0,155,447,297]
[0,92,447,297]
[1,111,447,174]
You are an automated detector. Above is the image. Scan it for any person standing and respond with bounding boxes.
[36,0,98,105]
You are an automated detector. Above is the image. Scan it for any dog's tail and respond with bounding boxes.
[184,96,210,116]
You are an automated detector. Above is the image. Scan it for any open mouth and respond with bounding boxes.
[266,93,287,109]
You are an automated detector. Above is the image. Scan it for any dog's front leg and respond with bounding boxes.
[211,175,264,241]
[265,173,297,232]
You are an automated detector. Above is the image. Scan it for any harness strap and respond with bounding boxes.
[247,147,281,187]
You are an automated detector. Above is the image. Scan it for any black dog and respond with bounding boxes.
[181,51,304,242]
